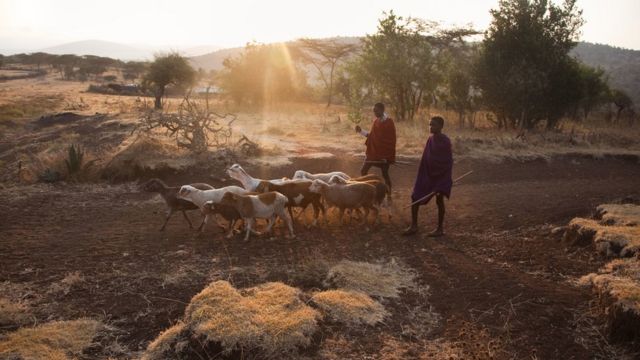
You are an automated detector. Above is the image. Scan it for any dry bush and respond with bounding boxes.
[580,258,640,343]
[311,289,387,326]
[324,259,416,298]
[101,135,196,180]
[0,318,104,360]
[288,257,331,290]
[145,280,320,358]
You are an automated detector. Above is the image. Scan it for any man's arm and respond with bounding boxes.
[355,125,369,137]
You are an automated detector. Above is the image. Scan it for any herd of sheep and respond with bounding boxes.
[141,164,391,241]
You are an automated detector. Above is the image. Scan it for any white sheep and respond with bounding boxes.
[226,164,287,191]
[292,170,351,183]
[177,184,250,232]
[218,191,295,241]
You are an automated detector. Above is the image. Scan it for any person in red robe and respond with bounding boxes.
[355,102,396,191]
[402,116,453,237]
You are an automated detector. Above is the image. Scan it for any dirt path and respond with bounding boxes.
[1,155,639,358]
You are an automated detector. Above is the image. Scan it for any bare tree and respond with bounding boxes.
[292,38,358,107]
[139,92,235,153]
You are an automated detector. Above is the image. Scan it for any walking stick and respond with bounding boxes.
[403,170,474,208]
[363,159,412,166]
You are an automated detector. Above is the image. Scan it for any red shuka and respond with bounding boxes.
[365,117,396,163]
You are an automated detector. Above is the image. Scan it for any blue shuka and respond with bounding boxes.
[411,133,453,203]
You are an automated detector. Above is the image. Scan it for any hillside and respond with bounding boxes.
[191,40,640,107]
[39,40,153,61]
[571,42,640,106]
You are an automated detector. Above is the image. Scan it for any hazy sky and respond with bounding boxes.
[1,0,639,52]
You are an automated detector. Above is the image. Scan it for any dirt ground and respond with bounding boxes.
[2,73,640,358]
[2,153,640,359]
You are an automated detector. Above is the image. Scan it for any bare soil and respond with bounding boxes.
[2,153,640,358]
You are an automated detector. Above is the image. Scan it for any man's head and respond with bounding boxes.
[429,116,445,134]
[373,103,385,118]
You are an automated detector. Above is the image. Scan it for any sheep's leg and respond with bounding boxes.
[160,209,174,231]
[371,206,380,225]
[226,219,236,238]
[181,210,194,229]
[265,216,276,234]
[243,218,253,241]
[361,207,370,225]
[197,214,209,232]
[338,208,345,225]
[311,202,320,227]
[281,209,295,238]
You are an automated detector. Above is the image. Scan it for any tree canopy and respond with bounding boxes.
[143,53,196,109]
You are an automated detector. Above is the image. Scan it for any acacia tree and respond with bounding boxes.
[292,38,358,107]
[218,43,308,106]
[475,0,584,129]
[349,11,475,121]
[610,89,633,123]
[143,53,196,109]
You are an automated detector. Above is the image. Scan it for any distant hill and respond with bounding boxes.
[571,42,640,106]
[189,37,362,72]
[40,40,153,61]
[39,40,222,61]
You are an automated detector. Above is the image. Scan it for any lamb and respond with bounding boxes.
[218,191,295,241]
[177,184,250,232]
[226,164,287,191]
[140,178,214,231]
[292,170,351,183]
[254,179,325,226]
[308,179,378,225]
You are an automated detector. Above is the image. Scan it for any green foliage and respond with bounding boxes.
[291,38,358,107]
[65,144,85,175]
[346,86,365,125]
[475,0,585,129]
[218,43,309,106]
[348,11,475,121]
[143,53,196,109]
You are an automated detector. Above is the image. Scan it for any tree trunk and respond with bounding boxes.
[326,62,335,108]
[154,86,165,109]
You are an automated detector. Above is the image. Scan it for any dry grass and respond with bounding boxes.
[311,289,387,326]
[597,204,640,226]
[141,322,189,360]
[184,280,320,357]
[565,216,640,257]
[324,259,416,298]
[47,271,85,296]
[0,297,31,327]
[580,259,640,315]
[0,318,104,360]
[102,135,196,180]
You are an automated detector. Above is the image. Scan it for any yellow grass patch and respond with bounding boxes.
[597,204,640,226]
[0,318,103,360]
[566,217,640,257]
[311,289,387,326]
[48,271,85,295]
[184,280,319,356]
[580,258,640,315]
[324,260,416,298]
[141,322,188,360]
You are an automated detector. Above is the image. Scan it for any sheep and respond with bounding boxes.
[226,164,287,191]
[254,179,325,226]
[328,175,390,207]
[292,170,350,183]
[218,191,295,241]
[140,178,214,231]
[308,179,378,225]
[177,184,250,232]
